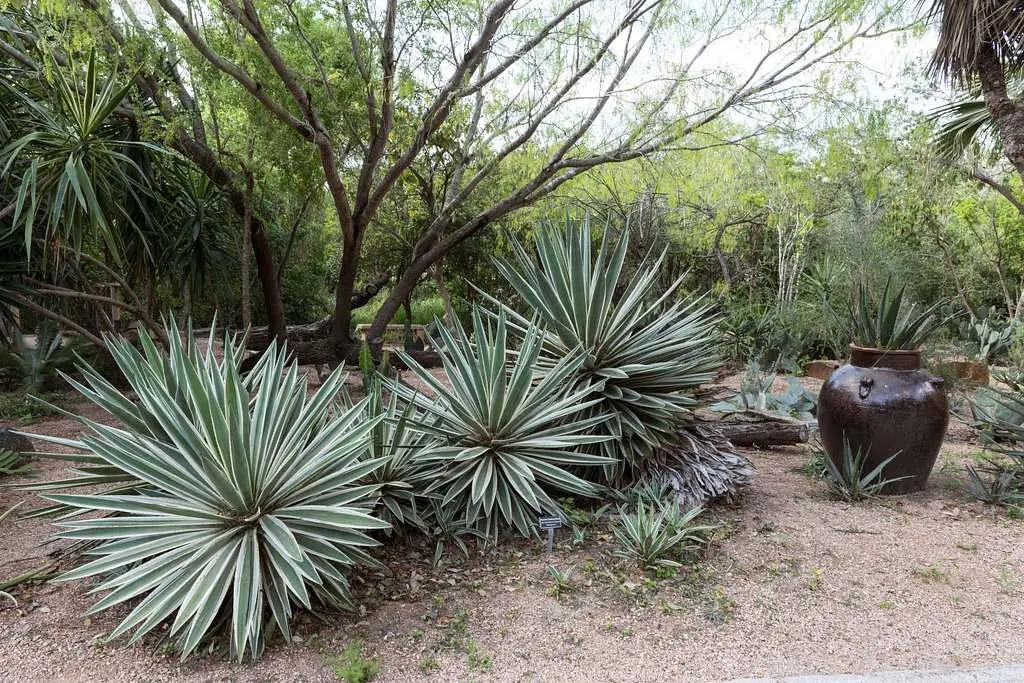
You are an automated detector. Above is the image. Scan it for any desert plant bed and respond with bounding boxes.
[1,371,1022,683]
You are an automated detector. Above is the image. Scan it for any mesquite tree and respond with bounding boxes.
[7,0,908,361]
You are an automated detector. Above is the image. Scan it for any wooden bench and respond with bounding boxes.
[355,324,431,349]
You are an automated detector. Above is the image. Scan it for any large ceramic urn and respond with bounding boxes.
[817,344,949,494]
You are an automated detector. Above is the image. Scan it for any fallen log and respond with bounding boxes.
[695,409,811,448]
[716,419,809,448]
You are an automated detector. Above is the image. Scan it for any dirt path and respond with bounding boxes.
[1,388,1022,682]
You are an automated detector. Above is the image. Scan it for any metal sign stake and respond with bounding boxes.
[538,515,562,556]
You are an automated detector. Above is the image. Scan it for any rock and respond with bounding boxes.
[804,360,840,380]
[0,428,34,469]
[941,360,989,386]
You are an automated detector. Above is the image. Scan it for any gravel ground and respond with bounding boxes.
[1,375,1022,683]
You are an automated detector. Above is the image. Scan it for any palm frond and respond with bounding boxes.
[929,0,1024,82]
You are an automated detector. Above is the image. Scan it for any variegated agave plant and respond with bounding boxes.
[356,382,433,532]
[491,218,723,485]
[385,308,613,539]
[20,321,388,661]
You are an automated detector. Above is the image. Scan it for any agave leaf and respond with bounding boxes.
[21,318,387,661]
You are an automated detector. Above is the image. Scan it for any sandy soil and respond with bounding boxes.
[1,376,1022,683]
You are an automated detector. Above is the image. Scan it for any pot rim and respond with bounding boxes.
[848,343,923,356]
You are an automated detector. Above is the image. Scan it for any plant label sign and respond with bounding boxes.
[538,516,562,555]
[538,516,562,530]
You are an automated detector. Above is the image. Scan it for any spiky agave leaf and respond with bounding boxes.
[19,319,389,661]
[611,502,714,570]
[489,217,722,484]
[846,277,947,350]
[385,308,614,540]
[357,382,434,533]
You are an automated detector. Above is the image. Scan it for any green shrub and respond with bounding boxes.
[491,217,721,485]
[386,308,612,539]
[328,640,380,682]
[21,320,389,661]
[350,294,445,326]
[0,391,64,424]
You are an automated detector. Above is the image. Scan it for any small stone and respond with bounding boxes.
[37,605,50,613]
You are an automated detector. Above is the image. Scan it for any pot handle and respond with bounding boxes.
[859,376,874,399]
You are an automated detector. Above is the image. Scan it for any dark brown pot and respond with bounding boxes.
[817,344,949,494]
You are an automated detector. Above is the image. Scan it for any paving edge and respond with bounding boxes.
[729,664,1024,683]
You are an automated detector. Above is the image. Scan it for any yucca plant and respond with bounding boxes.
[846,278,947,350]
[19,320,389,661]
[822,437,905,502]
[611,503,714,571]
[1,49,156,263]
[385,308,613,539]
[969,386,1024,510]
[964,464,1023,508]
[0,448,31,475]
[490,218,722,485]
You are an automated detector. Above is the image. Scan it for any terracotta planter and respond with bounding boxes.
[816,344,948,494]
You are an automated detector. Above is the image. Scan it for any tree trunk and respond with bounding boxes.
[329,227,363,351]
[241,172,253,329]
[713,221,732,290]
[182,279,192,322]
[402,296,413,347]
[173,137,286,344]
[1014,277,1024,323]
[978,44,1024,181]
[434,258,455,328]
[716,420,809,448]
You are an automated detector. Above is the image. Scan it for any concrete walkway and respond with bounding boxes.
[731,665,1024,682]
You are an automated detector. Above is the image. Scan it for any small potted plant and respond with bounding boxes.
[817,280,949,493]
